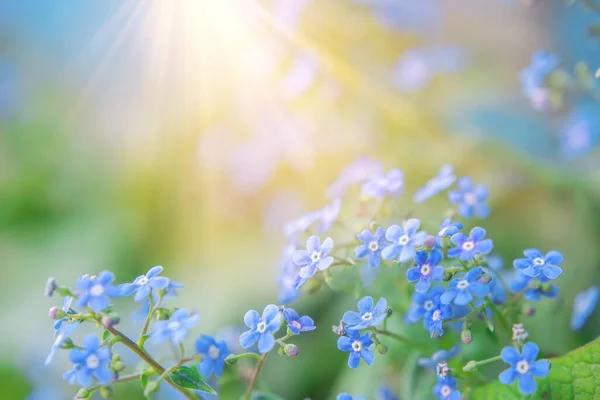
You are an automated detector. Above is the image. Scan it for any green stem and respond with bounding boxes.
[244,352,268,400]
[138,294,155,346]
[463,355,503,371]
[372,329,418,346]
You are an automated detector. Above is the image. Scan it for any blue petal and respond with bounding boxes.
[530,360,550,377]
[414,250,427,266]
[198,358,213,377]
[89,295,110,312]
[69,349,88,364]
[469,282,489,297]
[119,284,137,296]
[385,225,402,242]
[358,296,374,313]
[541,265,562,280]
[523,248,544,259]
[415,278,430,293]
[412,231,427,246]
[499,368,517,385]
[283,308,299,323]
[470,227,486,241]
[244,310,260,328]
[149,276,170,290]
[306,235,321,253]
[474,239,493,255]
[82,335,100,351]
[398,245,415,263]
[299,264,318,279]
[94,365,114,385]
[239,331,259,349]
[501,347,520,366]
[146,266,163,278]
[454,291,472,306]
[317,256,334,270]
[357,229,373,243]
[522,266,541,277]
[404,219,421,235]
[406,268,421,282]
[368,252,381,268]
[513,258,531,270]
[544,250,563,265]
[431,266,444,281]
[428,249,443,266]
[465,267,482,282]
[517,373,537,395]
[320,237,334,255]
[521,342,539,362]
[292,250,311,266]
[337,336,352,352]
[348,352,360,368]
[440,288,458,304]
[355,244,369,259]
[361,349,374,365]
[447,248,462,258]
[372,298,387,316]
[76,368,93,388]
[450,233,466,246]
[258,333,275,353]
[97,271,115,285]
[381,244,400,260]
[343,311,362,326]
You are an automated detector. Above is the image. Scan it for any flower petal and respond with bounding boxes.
[406,268,421,282]
[470,227,486,241]
[239,330,259,349]
[465,267,482,281]
[428,249,443,266]
[521,342,539,362]
[541,265,562,280]
[258,333,275,353]
[398,245,416,263]
[146,266,163,278]
[306,235,321,253]
[475,239,493,255]
[243,310,260,328]
[415,278,430,293]
[523,248,544,259]
[544,250,563,265]
[360,349,374,365]
[292,250,311,266]
[381,244,400,260]
[348,352,360,368]
[440,288,458,304]
[530,360,550,377]
[337,336,352,352]
[454,291,472,306]
[358,296,374,313]
[149,276,170,290]
[385,225,402,242]
[317,256,334,271]
[518,373,537,395]
[320,237,334,255]
[498,368,517,385]
[404,219,421,235]
[469,282,489,297]
[501,347,521,366]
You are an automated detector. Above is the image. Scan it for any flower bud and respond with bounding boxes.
[512,323,529,341]
[101,314,120,329]
[284,344,299,357]
[76,388,90,399]
[377,344,388,355]
[461,328,472,344]
[277,346,286,356]
[48,306,65,320]
[112,360,125,372]
[45,278,58,297]
[436,362,449,378]
[60,338,74,349]
[463,360,478,372]
[424,235,437,248]
[523,305,536,316]
[156,308,172,321]
[224,354,238,365]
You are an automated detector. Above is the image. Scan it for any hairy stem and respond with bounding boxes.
[244,352,268,399]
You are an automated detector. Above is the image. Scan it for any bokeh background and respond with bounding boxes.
[1,0,599,399]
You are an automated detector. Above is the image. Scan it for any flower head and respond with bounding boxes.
[405,286,445,323]
[64,335,113,388]
[239,305,282,353]
[361,169,404,199]
[513,249,563,280]
[519,50,558,110]
[120,266,170,301]
[440,267,489,306]
[355,227,386,268]
[425,298,452,337]
[46,321,80,365]
[560,103,600,159]
[433,376,460,400]
[418,345,461,371]
[343,296,388,331]
[283,308,315,335]
[499,342,550,395]
[448,177,490,219]
[337,330,374,369]
[75,271,122,312]
[381,219,427,263]
[413,164,457,203]
[436,218,462,247]
[376,383,399,400]
[292,235,334,280]
[407,249,444,292]
[510,272,559,302]
[448,227,493,260]
[195,335,230,378]
[570,286,599,331]
[152,309,199,345]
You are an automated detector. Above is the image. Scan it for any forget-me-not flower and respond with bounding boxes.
[46,321,80,365]
[441,267,489,306]
[337,330,374,368]
[499,342,550,395]
[292,235,334,279]
[448,177,490,219]
[361,169,404,199]
[376,383,399,400]
[418,345,461,371]
[239,304,282,353]
[120,266,170,301]
[413,164,457,203]
[559,103,600,159]
[64,335,113,388]
[513,249,563,280]
[436,218,463,246]
[425,298,452,337]
[195,335,230,378]
[343,296,388,330]
[448,227,493,260]
[510,272,559,302]
[519,50,558,110]
[433,376,460,400]
[152,309,199,345]
[405,286,445,323]
[355,227,386,268]
[407,249,444,293]
[570,286,599,331]
[382,219,427,263]
[283,308,316,335]
[75,271,122,312]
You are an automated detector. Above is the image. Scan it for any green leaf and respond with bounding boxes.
[140,369,157,397]
[102,330,110,342]
[168,366,216,395]
[470,337,600,399]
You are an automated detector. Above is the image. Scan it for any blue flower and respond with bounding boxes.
[45,320,80,365]
[436,218,463,246]
[407,249,444,293]
[413,164,457,203]
[292,235,334,280]
[418,345,461,371]
[425,298,452,337]
[283,308,316,335]
[152,309,199,345]
[284,211,322,242]
[405,286,445,323]
[510,272,559,302]
[560,103,600,159]
[570,286,599,331]
[239,305,282,353]
[361,168,404,199]
[337,330,375,368]
[343,296,388,330]
[519,50,558,110]
[355,227,386,268]
[441,267,489,306]
[278,245,302,304]
[448,227,493,260]
[195,335,230,378]
[326,157,383,199]
[513,249,563,280]
[433,376,460,400]
[499,342,550,395]
[75,271,122,312]
[448,177,490,219]
[376,383,399,400]
[63,335,113,388]
[381,219,427,262]
[337,394,366,400]
[120,266,170,301]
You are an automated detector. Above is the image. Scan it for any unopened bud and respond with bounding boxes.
[156,308,172,321]
[61,338,74,349]
[101,314,120,328]
[224,354,238,365]
[523,305,536,316]
[45,278,58,297]
[76,388,90,399]
[424,235,437,248]
[463,361,478,372]
[512,323,529,341]
[112,360,125,372]
[48,306,65,320]
[461,329,472,344]
[386,307,393,317]
[377,344,388,355]
[436,362,449,378]
[284,344,299,357]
